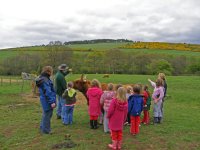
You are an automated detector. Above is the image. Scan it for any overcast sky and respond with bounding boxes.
[0,0,200,49]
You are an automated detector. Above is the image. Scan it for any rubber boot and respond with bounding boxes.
[90,120,94,129]
[158,117,162,124]
[117,140,122,150]
[108,140,117,149]
[153,117,158,124]
[94,120,98,129]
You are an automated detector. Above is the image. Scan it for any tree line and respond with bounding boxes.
[48,39,133,46]
[0,47,199,76]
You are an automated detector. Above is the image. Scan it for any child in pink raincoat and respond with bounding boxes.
[86,79,103,129]
[107,87,128,150]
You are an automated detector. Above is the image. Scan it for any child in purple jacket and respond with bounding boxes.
[107,87,128,150]
[148,78,164,124]
[100,83,116,133]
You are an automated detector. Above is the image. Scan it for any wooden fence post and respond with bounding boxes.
[21,79,24,93]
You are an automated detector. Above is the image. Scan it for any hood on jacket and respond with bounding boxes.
[113,98,127,111]
[41,72,50,79]
[87,87,101,97]
[104,91,115,100]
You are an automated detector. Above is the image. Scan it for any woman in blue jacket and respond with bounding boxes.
[37,66,56,134]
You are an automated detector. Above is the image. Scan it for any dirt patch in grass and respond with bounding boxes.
[21,91,87,105]
[21,93,39,103]
[178,142,200,150]
[2,127,15,138]
[52,141,77,149]
[52,134,78,149]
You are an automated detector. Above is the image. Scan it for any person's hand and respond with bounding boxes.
[51,103,56,108]
[154,99,158,104]
[68,68,72,72]
[148,79,151,82]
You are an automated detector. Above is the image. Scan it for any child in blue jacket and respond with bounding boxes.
[128,84,143,135]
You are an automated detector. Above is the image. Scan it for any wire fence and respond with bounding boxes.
[0,77,23,86]
[0,76,35,94]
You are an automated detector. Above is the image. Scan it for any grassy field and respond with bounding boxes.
[119,48,200,57]
[1,42,200,61]
[68,42,131,51]
[0,74,200,150]
[0,50,43,60]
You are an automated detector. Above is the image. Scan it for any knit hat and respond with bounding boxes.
[58,64,68,71]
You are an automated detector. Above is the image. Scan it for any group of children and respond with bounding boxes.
[61,73,167,150]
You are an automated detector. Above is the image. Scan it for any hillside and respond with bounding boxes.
[1,41,200,52]
[0,41,200,76]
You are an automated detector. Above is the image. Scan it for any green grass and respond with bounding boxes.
[68,42,131,51]
[0,74,200,150]
[0,51,20,60]
[0,50,43,61]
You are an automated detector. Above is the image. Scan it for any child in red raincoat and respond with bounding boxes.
[107,87,128,150]
[86,79,103,129]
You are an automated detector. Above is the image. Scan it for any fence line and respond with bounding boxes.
[0,77,23,85]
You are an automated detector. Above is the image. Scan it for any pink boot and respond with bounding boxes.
[108,140,117,149]
[117,140,122,150]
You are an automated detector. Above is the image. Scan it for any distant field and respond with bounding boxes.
[68,42,131,51]
[1,42,200,61]
[0,50,43,60]
[0,50,20,60]
[0,74,200,150]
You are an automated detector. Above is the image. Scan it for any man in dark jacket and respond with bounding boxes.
[37,66,56,134]
[55,64,72,121]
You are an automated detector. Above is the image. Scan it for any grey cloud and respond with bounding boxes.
[1,0,200,49]
[15,21,69,35]
[11,21,71,45]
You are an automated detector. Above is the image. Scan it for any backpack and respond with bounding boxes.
[143,96,151,111]
[146,96,151,106]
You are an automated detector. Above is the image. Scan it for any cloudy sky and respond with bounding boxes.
[0,0,200,49]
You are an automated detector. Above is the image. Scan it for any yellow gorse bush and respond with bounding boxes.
[120,42,200,52]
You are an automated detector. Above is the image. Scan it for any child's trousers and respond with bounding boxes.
[154,100,162,118]
[130,116,140,134]
[111,130,122,141]
[63,105,74,125]
[142,110,150,124]
[103,111,110,132]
